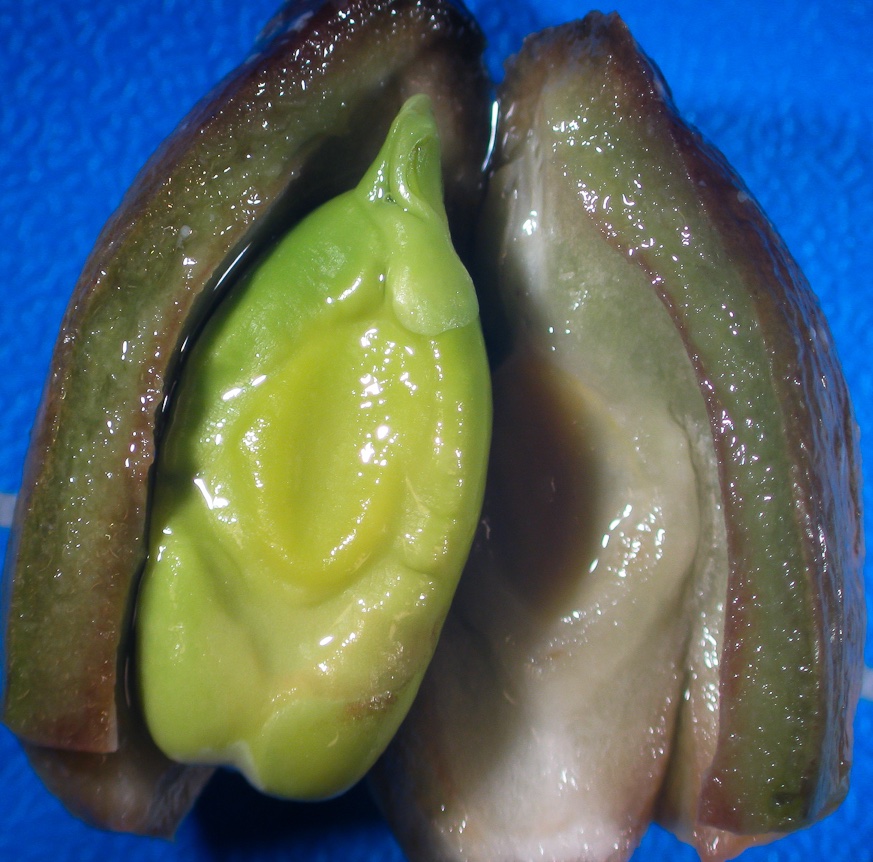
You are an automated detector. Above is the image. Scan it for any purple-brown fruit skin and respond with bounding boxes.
[492,12,864,836]
[1,0,490,835]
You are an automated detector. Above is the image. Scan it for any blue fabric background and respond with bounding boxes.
[0,1,870,859]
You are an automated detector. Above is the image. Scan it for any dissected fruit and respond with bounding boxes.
[2,1,862,854]
[372,12,864,862]
[1,0,489,835]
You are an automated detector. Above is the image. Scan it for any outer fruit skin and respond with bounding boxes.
[1,0,490,836]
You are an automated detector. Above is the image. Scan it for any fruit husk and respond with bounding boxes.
[2,0,489,835]
[535,14,865,836]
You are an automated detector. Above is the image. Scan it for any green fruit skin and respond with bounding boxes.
[1,0,490,835]
[493,13,864,837]
[136,95,491,800]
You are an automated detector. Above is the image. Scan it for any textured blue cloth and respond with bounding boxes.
[0,0,870,859]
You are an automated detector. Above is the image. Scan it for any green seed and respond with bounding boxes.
[136,96,491,800]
